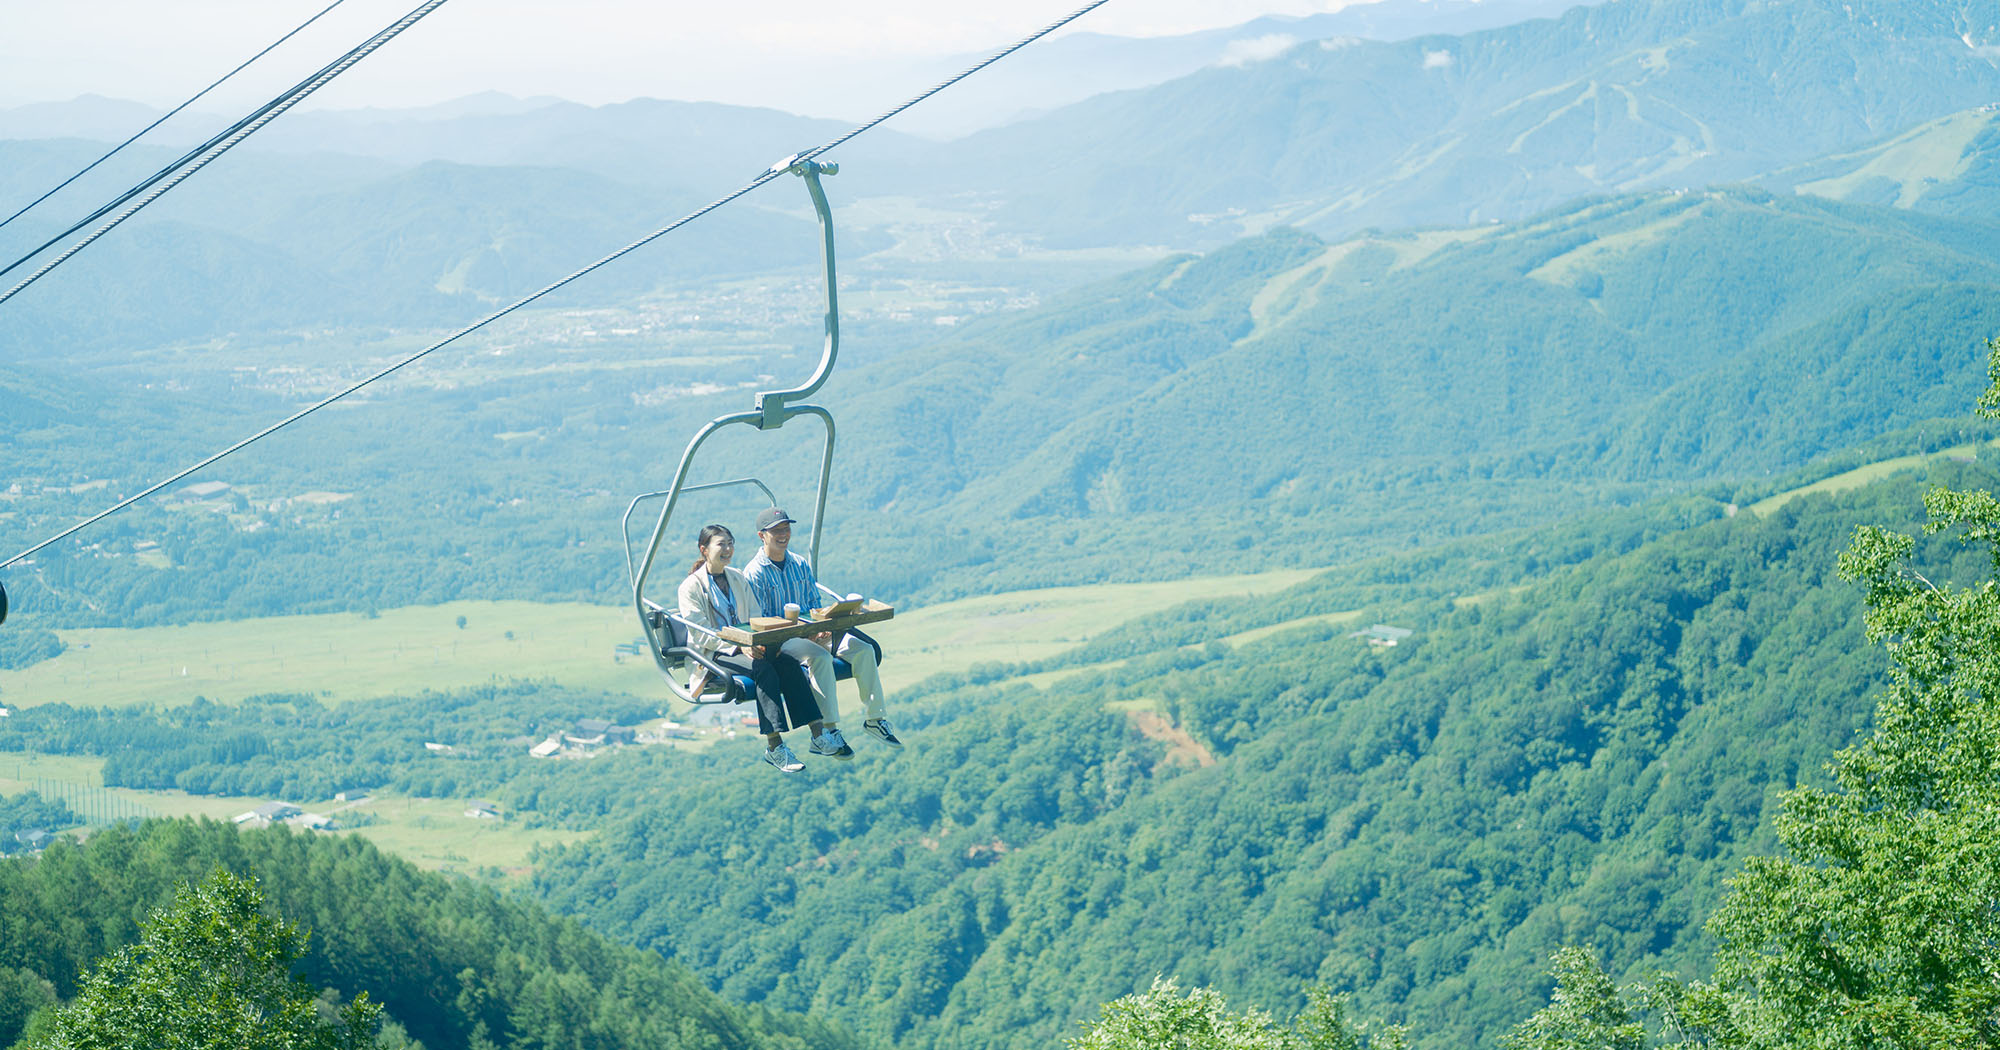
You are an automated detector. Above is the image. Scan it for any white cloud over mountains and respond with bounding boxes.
[1220,34,1300,67]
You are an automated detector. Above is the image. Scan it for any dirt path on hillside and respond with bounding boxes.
[1126,709,1215,768]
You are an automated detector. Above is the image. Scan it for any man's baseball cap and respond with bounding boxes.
[756,508,796,532]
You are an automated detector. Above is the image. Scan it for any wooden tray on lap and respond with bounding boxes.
[716,600,895,647]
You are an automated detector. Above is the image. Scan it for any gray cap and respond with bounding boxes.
[755,507,796,532]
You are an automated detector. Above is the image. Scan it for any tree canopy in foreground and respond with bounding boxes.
[22,868,377,1050]
[1504,339,2000,1049]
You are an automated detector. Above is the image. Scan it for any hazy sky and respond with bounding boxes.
[1,0,1389,117]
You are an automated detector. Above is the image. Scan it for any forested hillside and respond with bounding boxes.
[5,447,1991,1048]
[830,187,2000,595]
[517,462,1998,1050]
[0,818,857,1050]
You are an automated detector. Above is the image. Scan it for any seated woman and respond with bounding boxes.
[676,523,843,771]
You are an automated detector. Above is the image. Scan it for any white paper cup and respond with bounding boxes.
[784,602,801,621]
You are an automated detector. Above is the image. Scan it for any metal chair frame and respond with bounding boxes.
[626,160,847,705]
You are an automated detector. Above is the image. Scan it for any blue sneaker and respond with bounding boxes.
[863,719,903,748]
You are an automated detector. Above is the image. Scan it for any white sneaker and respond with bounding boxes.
[863,719,903,748]
[810,728,854,760]
[764,744,804,772]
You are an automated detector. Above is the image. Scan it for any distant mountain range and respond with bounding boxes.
[3,0,1995,343]
[0,0,1595,145]
[0,134,828,355]
[911,0,2000,247]
[830,0,1595,137]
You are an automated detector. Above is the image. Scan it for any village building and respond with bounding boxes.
[233,801,303,828]
[1348,624,1415,647]
[179,481,232,500]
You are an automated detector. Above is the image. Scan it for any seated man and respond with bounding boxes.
[743,507,902,750]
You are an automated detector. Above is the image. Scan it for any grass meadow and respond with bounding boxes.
[0,566,1335,876]
[1749,438,1996,516]
[2,569,1330,709]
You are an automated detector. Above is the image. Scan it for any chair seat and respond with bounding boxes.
[655,612,884,704]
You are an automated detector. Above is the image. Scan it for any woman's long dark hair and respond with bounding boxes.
[690,523,734,575]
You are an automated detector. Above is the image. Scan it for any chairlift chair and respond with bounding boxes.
[624,158,880,707]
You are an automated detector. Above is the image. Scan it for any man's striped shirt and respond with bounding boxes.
[744,548,818,617]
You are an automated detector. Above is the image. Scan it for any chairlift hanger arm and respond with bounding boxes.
[754,161,839,430]
[630,407,836,608]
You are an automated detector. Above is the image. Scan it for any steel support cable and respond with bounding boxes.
[0,0,453,303]
[792,0,1111,166]
[0,7,430,290]
[0,0,1112,574]
[0,0,352,238]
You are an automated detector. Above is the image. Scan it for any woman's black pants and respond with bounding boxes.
[713,649,821,735]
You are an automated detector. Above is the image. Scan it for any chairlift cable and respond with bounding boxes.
[0,0,454,303]
[0,0,353,238]
[0,0,1113,576]
[792,0,1111,166]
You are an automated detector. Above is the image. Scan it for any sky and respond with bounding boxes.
[0,0,1388,117]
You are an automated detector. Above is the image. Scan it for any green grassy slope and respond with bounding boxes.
[1765,104,2000,218]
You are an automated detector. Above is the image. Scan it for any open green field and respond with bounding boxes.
[1749,439,1995,516]
[0,750,589,880]
[3,569,1330,710]
[0,750,283,826]
[0,600,661,709]
[323,796,592,880]
[867,568,1326,686]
